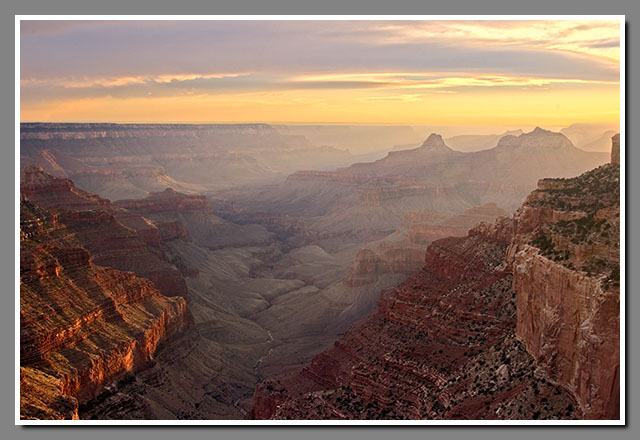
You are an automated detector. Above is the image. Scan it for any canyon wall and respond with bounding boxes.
[114,188,276,250]
[251,220,581,420]
[508,160,620,419]
[20,198,191,420]
[250,152,620,420]
[21,166,188,297]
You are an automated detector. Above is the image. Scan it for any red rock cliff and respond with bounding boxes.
[21,166,188,297]
[251,218,580,420]
[20,198,192,420]
[508,162,620,419]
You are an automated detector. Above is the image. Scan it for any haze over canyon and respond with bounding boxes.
[19,122,619,420]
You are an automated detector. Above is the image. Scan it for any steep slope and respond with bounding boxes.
[115,188,275,250]
[333,203,508,328]
[20,198,191,420]
[21,166,188,297]
[20,169,283,419]
[251,220,580,420]
[250,139,620,420]
[508,160,620,419]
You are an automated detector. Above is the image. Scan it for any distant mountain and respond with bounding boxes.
[579,130,619,152]
[220,128,609,240]
[445,129,524,152]
[560,123,620,151]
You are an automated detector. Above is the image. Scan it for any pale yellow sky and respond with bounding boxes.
[20,20,621,126]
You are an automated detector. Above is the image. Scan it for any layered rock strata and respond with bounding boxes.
[21,166,188,297]
[20,198,191,420]
[115,188,275,250]
[508,162,620,419]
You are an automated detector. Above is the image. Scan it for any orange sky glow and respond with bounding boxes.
[20,19,622,126]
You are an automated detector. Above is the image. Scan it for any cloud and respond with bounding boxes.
[18,19,621,124]
[20,69,619,105]
[20,20,620,83]
[349,20,620,62]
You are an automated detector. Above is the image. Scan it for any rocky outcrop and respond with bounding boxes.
[611,133,620,164]
[20,367,80,420]
[20,199,191,420]
[343,248,425,287]
[251,223,579,420]
[20,167,188,297]
[115,189,275,250]
[507,161,620,419]
[509,246,619,419]
[406,203,507,245]
[115,188,210,213]
[226,128,608,245]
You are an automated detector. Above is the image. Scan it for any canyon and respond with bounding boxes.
[250,139,620,420]
[19,124,619,421]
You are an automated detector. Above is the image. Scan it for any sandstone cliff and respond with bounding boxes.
[508,162,620,419]
[251,220,580,420]
[20,198,191,420]
[21,166,188,297]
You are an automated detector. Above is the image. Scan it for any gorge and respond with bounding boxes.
[19,124,620,421]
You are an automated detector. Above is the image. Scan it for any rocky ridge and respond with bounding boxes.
[115,188,275,250]
[249,137,620,420]
[21,166,188,297]
[221,128,609,243]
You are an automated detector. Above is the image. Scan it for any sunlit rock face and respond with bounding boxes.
[19,198,191,420]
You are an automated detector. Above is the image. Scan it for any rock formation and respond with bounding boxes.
[20,198,191,420]
[611,133,620,164]
[251,219,580,420]
[115,188,275,250]
[222,128,609,243]
[21,166,188,297]
[20,122,354,200]
[508,159,620,419]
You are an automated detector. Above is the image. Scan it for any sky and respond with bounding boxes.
[19,19,621,126]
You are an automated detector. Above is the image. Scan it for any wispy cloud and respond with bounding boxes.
[19,19,621,124]
[347,20,620,63]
